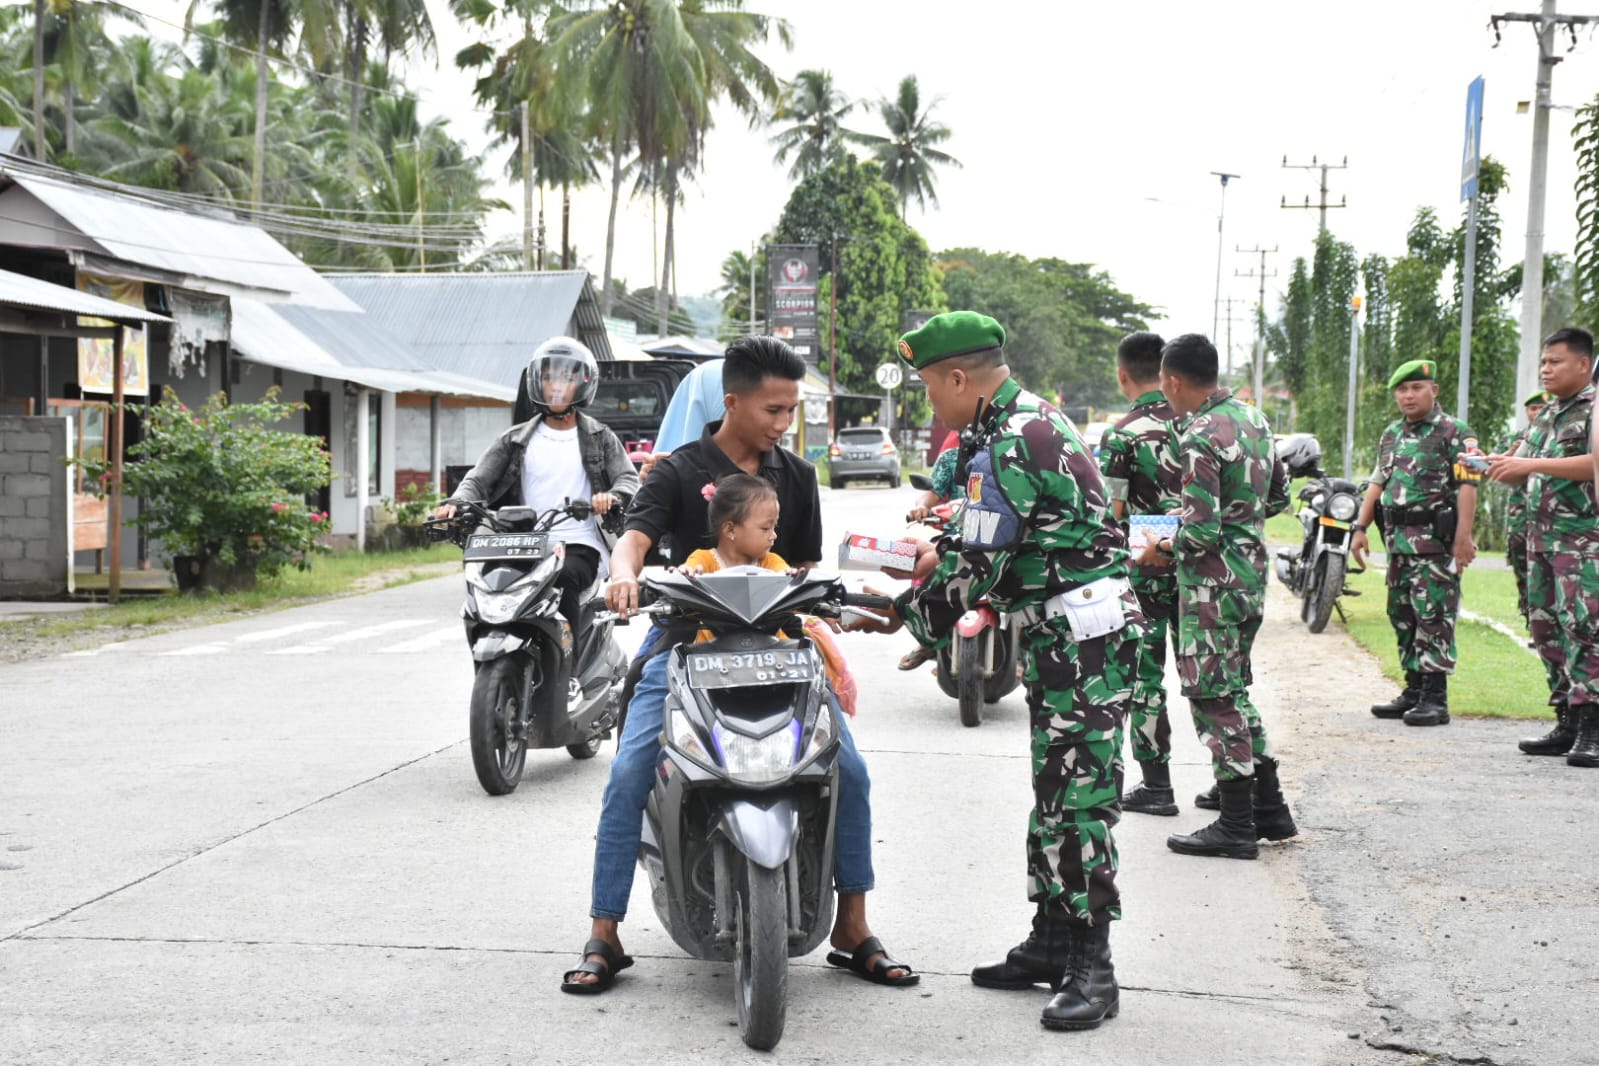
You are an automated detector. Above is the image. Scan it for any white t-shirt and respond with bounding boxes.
[521,422,607,560]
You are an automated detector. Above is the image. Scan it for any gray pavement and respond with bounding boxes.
[0,484,1584,1065]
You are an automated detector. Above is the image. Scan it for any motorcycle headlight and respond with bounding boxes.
[711,720,800,784]
[470,588,521,625]
[1327,493,1358,521]
[667,708,714,768]
[798,700,836,768]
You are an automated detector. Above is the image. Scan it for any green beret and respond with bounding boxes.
[1523,389,1551,408]
[897,311,1006,371]
[1387,359,1437,390]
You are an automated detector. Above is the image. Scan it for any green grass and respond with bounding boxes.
[1322,558,1551,721]
[4,544,459,648]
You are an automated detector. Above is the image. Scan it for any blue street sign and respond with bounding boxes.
[1462,76,1485,202]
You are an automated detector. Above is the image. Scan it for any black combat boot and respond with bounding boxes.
[1252,756,1298,841]
[1566,704,1599,768]
[1166,778,1258,859]
[1039,923,1118,1031]
[1194,782,1219,810]
[1121,760,1179,817]
[1403,673,1450,727]
[971,905,1074,991]
[1520,703,1577,756]
[1371,671,1421,719]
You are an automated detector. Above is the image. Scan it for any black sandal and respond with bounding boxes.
[560,938,633,995]
[825,935,920,987]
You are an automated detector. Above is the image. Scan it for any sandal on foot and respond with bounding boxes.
[560,938,633,995]
[825,935,920,987]
[898,646,935,671]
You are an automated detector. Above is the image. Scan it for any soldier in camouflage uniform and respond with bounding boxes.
[864,311,1142,1031]
[1134,334,1294,860]
[1488,327,1599,766]
[1504,391,1550,622]
[1351,360,1481,728]
[1098,331,1185,817]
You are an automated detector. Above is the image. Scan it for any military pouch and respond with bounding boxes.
[1434,505,1458,546]
[1040,576,1132,641]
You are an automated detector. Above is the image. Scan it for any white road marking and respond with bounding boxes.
[163,643,229,656]
[266,619,434,655]
[233,621,339,645]
[376,625,460,654]
[62,641,135,658]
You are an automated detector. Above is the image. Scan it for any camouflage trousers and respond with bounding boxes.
[1176,585,1269,782]
[1385,553,1460,675]
[1507,531,1530,622]
[1527,545,1599,707]
[1022,614,1141,927]
[1128,575,1178,764]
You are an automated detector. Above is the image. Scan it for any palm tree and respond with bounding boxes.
[185,0,342,206]
[849,74,960,220]
[717,246,761,334]
[340,0,433,180]
[546,0,789,318]
[768,68,852,181]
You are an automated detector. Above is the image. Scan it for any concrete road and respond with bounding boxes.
[0,483,1567,1065]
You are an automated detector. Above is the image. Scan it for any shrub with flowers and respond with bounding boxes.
[81,386,334,582]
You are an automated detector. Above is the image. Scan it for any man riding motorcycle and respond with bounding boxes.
[436,337,640,641]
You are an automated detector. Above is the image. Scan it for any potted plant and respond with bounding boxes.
[81,387,333,592]
[380,481,441,550]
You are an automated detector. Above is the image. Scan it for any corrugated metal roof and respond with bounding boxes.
[0,266,169,324]
[330,271,612,391]
[0,169,359,312]
[230,298,513,400]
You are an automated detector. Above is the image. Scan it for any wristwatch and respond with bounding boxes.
[1351,521,1368,532]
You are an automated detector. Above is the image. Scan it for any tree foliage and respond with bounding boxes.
[938,248,1153,413]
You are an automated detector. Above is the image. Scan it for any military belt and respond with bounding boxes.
[1382,505,1435,526]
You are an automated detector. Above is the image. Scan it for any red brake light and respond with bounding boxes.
[881,441,896,455]
[829,444,841,457]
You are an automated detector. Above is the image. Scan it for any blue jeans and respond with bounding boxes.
[590,634,875,920]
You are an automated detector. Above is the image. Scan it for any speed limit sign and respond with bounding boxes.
[874,362,903,390]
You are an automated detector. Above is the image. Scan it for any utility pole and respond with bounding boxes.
[522,103,534,270]
[748,240,758,334]
[1345,295,1362,479]
[1220,296,1252,380]
[1281,155,1348,233]
[1236,245,1279,405]
[1492,2,1599,422]
[1210,172,1241,341]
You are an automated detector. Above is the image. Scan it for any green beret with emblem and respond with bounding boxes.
[1523,389,1551,407]
[897,310,1006,371]
[1387,359,1437,390]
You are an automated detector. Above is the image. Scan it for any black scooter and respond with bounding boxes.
[428,500,626,795]
[632,567,888,1050]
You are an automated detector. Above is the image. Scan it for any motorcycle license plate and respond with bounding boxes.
[463,533,547,561]
[686,649,816,688]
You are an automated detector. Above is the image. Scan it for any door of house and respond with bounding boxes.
[47,399,110,563]
[303,389,332,515]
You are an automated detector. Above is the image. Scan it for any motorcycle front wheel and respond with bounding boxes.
[1306,553,1346,634]
[733,858,789,1050]
[469,654,530,795]
[956,634,985,728]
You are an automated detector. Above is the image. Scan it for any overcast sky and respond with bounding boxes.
[142,0,1599,361]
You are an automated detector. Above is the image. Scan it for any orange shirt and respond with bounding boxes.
[680,548,791,643]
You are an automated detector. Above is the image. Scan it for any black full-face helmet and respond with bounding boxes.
[525,337,598,416]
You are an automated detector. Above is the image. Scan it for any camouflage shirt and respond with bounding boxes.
[900,376,1129,645]
[1098,389,1182,585]
[1524,384,1598,552]
[1370,404,1481,555]
[1171,388,1290,591]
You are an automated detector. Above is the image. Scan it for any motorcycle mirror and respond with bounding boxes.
[908,473,934,492]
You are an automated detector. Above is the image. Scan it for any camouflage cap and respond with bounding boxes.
[897,311,1006,371]
[1387,359,1437,390]
[1523,389,1551,408]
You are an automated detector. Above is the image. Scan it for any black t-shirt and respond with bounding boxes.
[624,420,824,565]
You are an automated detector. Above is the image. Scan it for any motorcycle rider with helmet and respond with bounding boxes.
[436,337,640,641]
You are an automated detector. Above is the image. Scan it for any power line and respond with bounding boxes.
[1280,154,1348,234]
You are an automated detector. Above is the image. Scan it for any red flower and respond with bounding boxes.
[700,482,717,502]
[271,502,289,513]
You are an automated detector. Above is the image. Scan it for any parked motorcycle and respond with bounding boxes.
[1271,448,1365,633]
[427,499,626,795]
[631,567,889,1050]
[906,474,1021,727]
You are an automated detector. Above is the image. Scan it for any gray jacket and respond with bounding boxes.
[452,411,640,551]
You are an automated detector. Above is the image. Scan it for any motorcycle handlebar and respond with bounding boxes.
[844,592,896,611]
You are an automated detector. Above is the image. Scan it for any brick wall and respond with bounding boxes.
[0,416,70,597]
